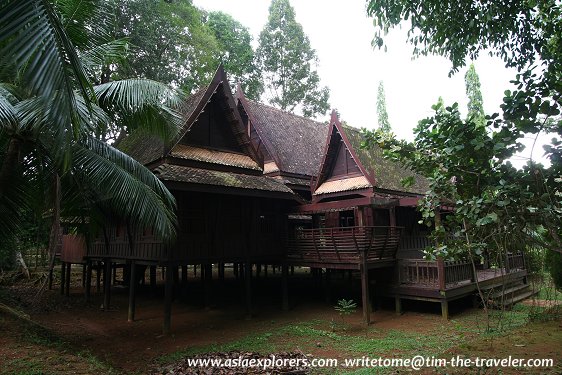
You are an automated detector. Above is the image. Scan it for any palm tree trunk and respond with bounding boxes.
[47,174,61,280]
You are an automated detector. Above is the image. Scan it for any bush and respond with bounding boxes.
[545,250,562,291]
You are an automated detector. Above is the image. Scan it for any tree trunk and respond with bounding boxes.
[15,251,30,279]
[47,175,61,279]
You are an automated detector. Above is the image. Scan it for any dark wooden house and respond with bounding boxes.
[58,67,533,333]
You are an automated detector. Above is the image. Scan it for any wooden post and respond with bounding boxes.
[103,260,111,310]
[204,264,212,309]
[218,263,225,283]
[96,261,101,293]
[395,296,402,315]
[245,262,252,319]
[441,300,449,320]
[60,262,66,295]
[128,261,137,322]
[360,254,371,325]
[181,265,188,298]
[281,264,289,311]
[65,263,71,297]
[150,265,157,293]
[437,257,446,291]
[163,265,173,335]
[85,260,92,302]
[324,269,331,303]
[82,264,86,287]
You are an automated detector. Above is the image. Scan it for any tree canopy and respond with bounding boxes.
[364,0,562,267]
[114,0,219,93]
[256,0,330,117]
[206,11,261,100]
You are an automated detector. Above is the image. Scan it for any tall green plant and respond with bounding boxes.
[464,64,485,127]
[376,81,391,132]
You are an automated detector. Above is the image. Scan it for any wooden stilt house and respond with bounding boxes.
[57,67,533,332]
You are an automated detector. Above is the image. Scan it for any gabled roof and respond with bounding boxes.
[119,65,262,170]
[314,111,428,196]
[237,89,329,178]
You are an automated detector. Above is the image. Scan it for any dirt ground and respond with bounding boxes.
[1,268,561,374]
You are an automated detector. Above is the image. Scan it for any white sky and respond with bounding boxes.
[193,0,550,166]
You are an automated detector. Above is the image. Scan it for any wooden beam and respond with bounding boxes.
[293,196,373,214]
[128,261,137,322]
[395,296,402,315]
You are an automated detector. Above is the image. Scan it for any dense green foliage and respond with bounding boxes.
[364,0,562,266]
[0,0,181,268]
[464,64,485,127]
[546,250,562,290]
[256,0,330,117]
[376,81,391,132]
[206,11,261,100]
[115,0,219,93]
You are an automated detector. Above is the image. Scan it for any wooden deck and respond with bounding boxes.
[286,226,402,270]
[376,253,530,318]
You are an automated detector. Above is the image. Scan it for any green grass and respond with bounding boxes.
[158,302,558,374]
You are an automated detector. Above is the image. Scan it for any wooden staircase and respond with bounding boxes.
[484,279,538,309]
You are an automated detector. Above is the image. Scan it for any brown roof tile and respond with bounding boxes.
[315,175,372,195]
[170,144,261,171]
[153,164,294,194]
[342,126,429,195]
[243,100,329,177]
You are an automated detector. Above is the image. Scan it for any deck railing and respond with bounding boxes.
[399,252,527,290]
[287,226,403,265]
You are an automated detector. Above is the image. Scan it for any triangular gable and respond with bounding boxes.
[166,65,263,169]
[313,111,375,195]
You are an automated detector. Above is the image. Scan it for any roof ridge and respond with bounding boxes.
[247,99,328,127]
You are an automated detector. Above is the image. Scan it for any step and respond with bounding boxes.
[493,289,539,308]
[488,283,529,299]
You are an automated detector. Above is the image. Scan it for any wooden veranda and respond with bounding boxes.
[376,252,533,318]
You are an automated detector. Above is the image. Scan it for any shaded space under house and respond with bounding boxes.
[56,66,533,333]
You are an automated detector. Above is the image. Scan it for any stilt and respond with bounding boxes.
[290,266,294,275]
[96,261,101,293]
[103,260,111,310]
[233,263,238,278]
[163,265,173,335]
[245,262,252,319]
[193,264,197,277]
[150,265,157,294]
[82,264,86,287]
[60,262,66,295]
[264,265,268,277]
[200,264,205,283]
[128,261,137,322]
[204,264,212,308]
[395,296,402,315]
[85,260,92,302]
[281,264,289,311]
[65,262,71,297]
[324,269,331,303]
[218,263,225,283]
[256,264,262,278]
[441,300,449,320]
[360,262,371,325]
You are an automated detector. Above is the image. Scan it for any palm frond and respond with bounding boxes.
[70,137,177,241]
[94,78,184,140]
[0,0,93,142]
